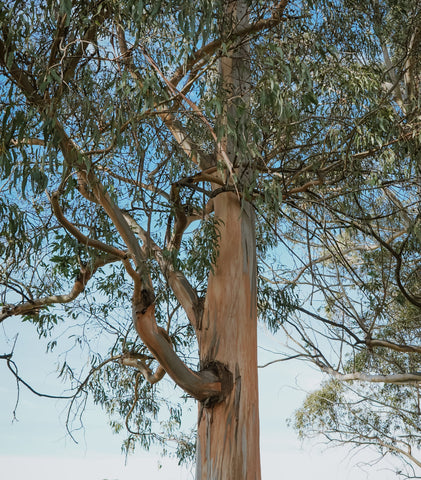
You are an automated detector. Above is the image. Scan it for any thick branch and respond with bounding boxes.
[366,338,421,354]
[123,213,202,329]
[61,8,110,85]
[0,38,44,105]
[133,306,222,402]
[73,169,154,302]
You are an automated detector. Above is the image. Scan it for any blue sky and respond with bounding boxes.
[0,321,401,480]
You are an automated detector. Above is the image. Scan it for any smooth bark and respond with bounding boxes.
[196,192,261,480]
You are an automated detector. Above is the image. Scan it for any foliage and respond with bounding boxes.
[0,0,421,475]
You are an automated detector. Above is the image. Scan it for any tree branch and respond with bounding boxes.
[120,352,166,385]
[3,355,74,399]
[133,305,223,402]
[322,366,421,385]
[95,163,170,201]
[115,25,215,171]
[170,0,290,87]
[0,38,44,105]
[122,212,202,330]
[0,255,118,322]
[61,8,110,85]
[49,190,128,259]
[71,168,154,305]
[375,436,421,469]
[366,338,421,354]
[292,229,407,284]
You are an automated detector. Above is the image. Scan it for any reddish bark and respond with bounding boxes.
[196,192,261,480]
[133,305,222,402]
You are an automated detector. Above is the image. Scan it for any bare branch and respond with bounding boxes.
[322,366,421,385]
[3,355,74,399]
[375,437,421,469]
[258,354,304,368]
[292,229,407,284]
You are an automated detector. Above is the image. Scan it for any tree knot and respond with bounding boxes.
[201,361,233,408]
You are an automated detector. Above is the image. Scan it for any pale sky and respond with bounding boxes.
[0,322,401,479]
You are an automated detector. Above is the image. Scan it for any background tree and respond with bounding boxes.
[0,0,420,478]
[281,0,421,476]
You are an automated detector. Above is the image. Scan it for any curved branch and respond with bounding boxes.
[69,169,154,305]
[86,175,149,274]
[375,436,421,469]
[394,253,421,309]
[133,306,223,402]
[123,213,202,330]
[347,218,421,309]
[40,120,153,306]
[49,190,128,259]
[4,355,74,399]
[120,352,166,385]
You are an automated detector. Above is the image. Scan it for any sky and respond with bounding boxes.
[0,321,402,480]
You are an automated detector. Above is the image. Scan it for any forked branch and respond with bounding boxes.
[120,352,166,385]
[123,212,202,330]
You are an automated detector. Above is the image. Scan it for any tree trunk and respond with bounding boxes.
[196,191,261,480]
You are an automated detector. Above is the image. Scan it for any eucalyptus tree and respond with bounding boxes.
[281,0,421,475]
[1,0,421,479]
[0,1,293,477]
